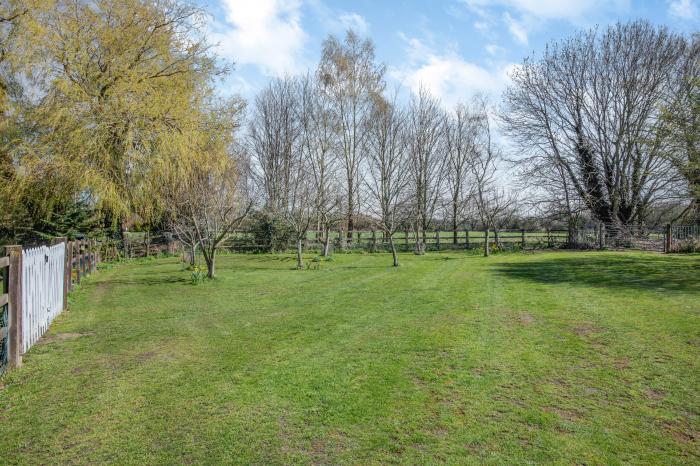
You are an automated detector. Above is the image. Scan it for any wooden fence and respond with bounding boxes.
[223,229,576,253]
[221,224,697,254]
[0,238,99,374]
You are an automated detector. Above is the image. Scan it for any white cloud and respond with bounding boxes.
[464,0,630,49]
[463,0,628,23]
[485,44,504,55]
[335,13,369,35]
[392,36,515,108]
[306,0,370,36]
[503,12,528,45]
[210,0,308,76]
[668,0,699,20]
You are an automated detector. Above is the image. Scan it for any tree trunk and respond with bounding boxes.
[389,235,399,267]
[484,228,490,257]
[347,181,354,243]
[452,201,459,244]
[296,238,304,269]
[494,229,501,248]
[189,243,197,266]
[205,251,216,278]
[413,226,424,255]
[323,226,331,257]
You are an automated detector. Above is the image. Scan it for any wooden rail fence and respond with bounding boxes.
[0,238,99,374]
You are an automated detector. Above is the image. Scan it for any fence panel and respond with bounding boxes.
[21,243,65,352]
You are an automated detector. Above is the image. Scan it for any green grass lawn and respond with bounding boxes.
[0,251,698,464]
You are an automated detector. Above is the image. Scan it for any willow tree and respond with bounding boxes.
[8,0,222,240]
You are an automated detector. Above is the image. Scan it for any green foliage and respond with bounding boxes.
[248,212,294,252]
[190,265,205,285]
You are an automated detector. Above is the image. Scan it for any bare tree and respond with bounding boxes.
[469,104,501,257]
[318,30,385,243]
[406,86,447,254]
[298,73,341,256]
[445,103,479,244]
[166,155,251,278]
[502,21,687,233]
[363,93,409,266]
[247,77,301,215]
[661,34,700,221]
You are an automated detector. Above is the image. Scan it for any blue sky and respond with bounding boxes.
[198,0,699,107]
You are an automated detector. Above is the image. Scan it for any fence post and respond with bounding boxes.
[436,230,440,251]
[465,229,470,249]
[89,239,95,273]
[5,245,22,368]
[521,229,526,249]
[371,230,377,252]
[405,229,409,250]
[598,223,605,250]
[52,237,69,310]
[665,223,672,253]
[94,239,100,269]
[75,241,82,285]
[66,241,73,292]
[86,239,93,275]
[484,228,490,257]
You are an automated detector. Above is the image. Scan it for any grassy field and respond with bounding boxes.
[0,251,698,464]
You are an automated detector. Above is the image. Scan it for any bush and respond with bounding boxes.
[248,212,295,252]
[671,238,699,253]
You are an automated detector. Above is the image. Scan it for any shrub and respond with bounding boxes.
[672,238,699,253]
[248,212,295,252]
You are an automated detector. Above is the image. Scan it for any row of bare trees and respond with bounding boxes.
[168,20,699,276]
[245,32,514,267]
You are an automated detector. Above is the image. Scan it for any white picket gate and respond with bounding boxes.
[21,243,65,352]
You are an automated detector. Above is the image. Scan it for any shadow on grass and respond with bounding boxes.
[494,253,700,294]
[98,276,189,286]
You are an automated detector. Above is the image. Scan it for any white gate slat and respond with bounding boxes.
[21,243,65,353]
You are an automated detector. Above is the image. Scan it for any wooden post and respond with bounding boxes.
[521,229,526,249]
[66,241,73,292]
[436,230,440,250]
[598,223,605,250]
[371,230,377,252]
[5,245,22,368]
[91,239,96,268]
[546,228,552,248]
[484,229,490,257]
[86,240,92,275]
[75,241,82,285]
[94,239,100,268]
[665,223,672,253]
[405,229,409,250]
[356,230,361,244]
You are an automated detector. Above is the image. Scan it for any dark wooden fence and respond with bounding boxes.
[221,229,581,253]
